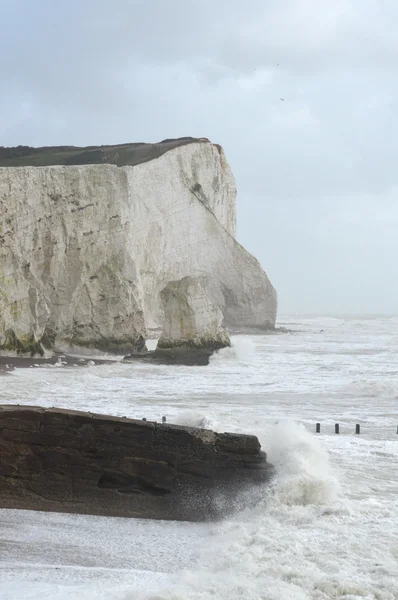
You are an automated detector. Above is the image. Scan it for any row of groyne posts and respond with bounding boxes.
[140,417,398,435]
[315,423,398,435]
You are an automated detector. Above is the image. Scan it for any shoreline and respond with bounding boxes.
[0,329,293,375]
[0,354,114,375]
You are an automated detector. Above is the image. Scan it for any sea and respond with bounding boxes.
[0,315,398,600]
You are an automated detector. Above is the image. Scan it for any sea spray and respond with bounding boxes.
[173,411,219,432]
[209,335,256,365]
[262,421,340,506]
[125,423,341,600]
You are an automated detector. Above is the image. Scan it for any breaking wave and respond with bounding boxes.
[173,410,220,432]
[209,336,256,365]
[124,423,341,600]
[262,421,340,507]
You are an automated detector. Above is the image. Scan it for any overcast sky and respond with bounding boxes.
[1,0,397,315]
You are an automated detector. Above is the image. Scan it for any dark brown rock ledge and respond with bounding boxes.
[0,405,274,521]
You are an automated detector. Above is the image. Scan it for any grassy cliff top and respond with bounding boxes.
[0,137,209,168]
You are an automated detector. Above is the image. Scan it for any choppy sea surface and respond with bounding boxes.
[1,315,398,600]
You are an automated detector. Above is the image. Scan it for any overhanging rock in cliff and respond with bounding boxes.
[0,138,277,355]
[0,405,274,521]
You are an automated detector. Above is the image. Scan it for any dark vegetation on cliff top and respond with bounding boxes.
[0,137,208,168]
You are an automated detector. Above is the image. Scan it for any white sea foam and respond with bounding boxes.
[262,421,340,507]
[342,379,398,399]
[121,423,345,600]
[209,335,256,365]
[1,316,398,599]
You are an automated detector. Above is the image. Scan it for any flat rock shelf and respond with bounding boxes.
[0,405,274,521]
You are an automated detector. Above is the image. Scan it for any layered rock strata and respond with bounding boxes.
[0,405,274,521]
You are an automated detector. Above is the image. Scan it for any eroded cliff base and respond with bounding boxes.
[0,354,113,375]
[124,345,225,366]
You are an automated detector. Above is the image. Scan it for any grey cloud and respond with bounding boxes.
[1,0,398,314]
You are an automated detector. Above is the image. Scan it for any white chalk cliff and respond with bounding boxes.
[0,139,277,354]
[157,276,231,350]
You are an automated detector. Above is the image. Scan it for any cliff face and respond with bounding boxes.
[152,276,231,365]
[157,276,230,349]
[0,138,276,354]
